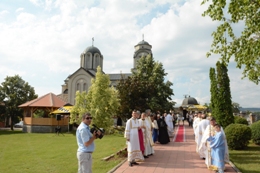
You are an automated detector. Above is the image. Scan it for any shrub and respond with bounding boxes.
[234,116,248,125]
[250,120,260,145]
[225,124,251,150]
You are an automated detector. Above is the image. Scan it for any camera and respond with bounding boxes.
[90,124,105,139]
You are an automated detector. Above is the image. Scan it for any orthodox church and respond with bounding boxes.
[58,39,153,105]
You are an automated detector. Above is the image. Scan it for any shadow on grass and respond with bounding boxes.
[0,129,23,135]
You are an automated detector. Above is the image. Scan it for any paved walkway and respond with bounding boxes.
[113,122,237,173]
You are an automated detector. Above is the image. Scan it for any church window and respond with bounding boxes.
[83,83,87,91]
[77,83,80,91]
[63,89,68,94]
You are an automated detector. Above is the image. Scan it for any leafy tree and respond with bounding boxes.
[201,0,260,84]
[209,61,234,128]
[0,75,38,130]
[117,54,174,118]
[70,66,120,130]
[232,102,241,114]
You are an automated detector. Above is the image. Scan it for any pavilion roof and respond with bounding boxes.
[19,93,66,108]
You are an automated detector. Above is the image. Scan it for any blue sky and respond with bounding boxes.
[0,0,259,108]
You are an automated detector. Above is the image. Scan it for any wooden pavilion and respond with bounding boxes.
[19,93,69,133]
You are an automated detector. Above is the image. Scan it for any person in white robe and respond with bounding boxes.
[139,113,154,158]
[193,112,202,136]
[124,110,144,166]
[199,117,229,170]
[165,113,174,137]
[144,111,155,156]
[195,114,210,158]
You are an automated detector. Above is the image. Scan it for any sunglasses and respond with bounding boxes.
[85,117,93,120]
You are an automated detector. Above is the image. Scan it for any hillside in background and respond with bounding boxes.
[240,107,260,113]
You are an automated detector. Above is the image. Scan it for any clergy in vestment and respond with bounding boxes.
[125,110,144,166]
[199,117,229,170]
[139,113,154,157]
[165,113,174,137]
[193,112,202,137]
[207,124,226,173]
[195,114,210,157]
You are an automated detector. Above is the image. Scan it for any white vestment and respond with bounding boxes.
[195,119,210,157]
[165,114,174,137]
[125,118,144,162]
[193,117,201,135]
[139,119,154,156]
[199,125,230,168]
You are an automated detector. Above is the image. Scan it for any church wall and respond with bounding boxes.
[68,69,93,105]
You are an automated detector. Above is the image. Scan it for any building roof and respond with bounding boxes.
[182,96,199,106]
[108,73,132,80]
[83,46,101,55]
[138,40,150,45]
[19,93,66,108]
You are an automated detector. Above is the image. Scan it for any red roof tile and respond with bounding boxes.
[19,93,66,108]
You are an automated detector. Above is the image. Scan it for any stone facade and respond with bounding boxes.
[59,40,152,105]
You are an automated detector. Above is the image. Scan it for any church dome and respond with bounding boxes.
[83,46,101,55]
[138,40,150,45]
[182,96,199,106]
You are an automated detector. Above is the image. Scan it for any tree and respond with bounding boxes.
[0,75,38,130]
[70,66,120,130]
[232,102,241,114]
[117,54,174,118]
[209,61,234,128]
[216,61,234,128]
[202,0,260,84]
[209,67,218,117]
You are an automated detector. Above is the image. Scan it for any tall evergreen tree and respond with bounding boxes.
[209,61,234,128]
[0,75,38,130]
[216,61,234,128]
[70,66,120,130]
[209,67,218,119]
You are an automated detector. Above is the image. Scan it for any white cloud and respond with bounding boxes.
[0,0,259,108]
[16,8,24,13]
[0,10,9,18]
[29,0,42,6]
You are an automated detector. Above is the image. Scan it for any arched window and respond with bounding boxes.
[83,83,87,91]
[77,83,80,91]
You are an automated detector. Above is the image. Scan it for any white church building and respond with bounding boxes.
[58,39,153,105]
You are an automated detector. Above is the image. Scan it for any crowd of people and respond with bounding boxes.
[193,112,230,173]
[124,109,177,166]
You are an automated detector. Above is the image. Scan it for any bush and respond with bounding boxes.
[234,116,248,125]
[225,124,251,150]
[250,120,260,145]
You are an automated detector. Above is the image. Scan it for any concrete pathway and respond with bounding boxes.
[113,122,237,173]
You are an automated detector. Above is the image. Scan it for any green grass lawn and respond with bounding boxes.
[0,130,126,173]
[229,142,260,173]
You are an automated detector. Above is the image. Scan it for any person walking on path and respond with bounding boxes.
[207,124,226,173]
[195,114,210,158]
[124,110,144,166]
[199,117,229,170]
[157,115,170,144]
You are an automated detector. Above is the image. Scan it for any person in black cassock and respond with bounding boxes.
[157,115,170,144]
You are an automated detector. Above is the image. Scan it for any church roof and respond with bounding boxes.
[108,73,132,81]
[182,96,199,106]
[83,46,101,55]
[19,93,66,108]
[138,40,150,45]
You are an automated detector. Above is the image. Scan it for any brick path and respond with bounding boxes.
[112,122,237,173]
